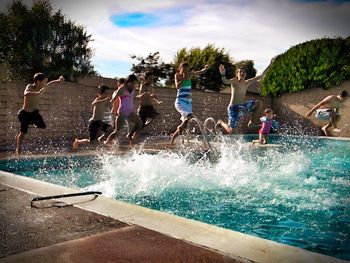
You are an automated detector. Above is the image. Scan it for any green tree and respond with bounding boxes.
[173,44,234,91]
[130,52,174,86]
[262,37,350,96]
[0,0,95,81]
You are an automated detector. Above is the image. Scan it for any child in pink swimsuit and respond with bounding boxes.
[104,74,142,145]
[252,108,277,144]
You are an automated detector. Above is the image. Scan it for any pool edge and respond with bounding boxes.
[0,171,346,263]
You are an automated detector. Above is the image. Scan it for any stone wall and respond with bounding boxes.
[272,81,350,137]
[0,80,271,151]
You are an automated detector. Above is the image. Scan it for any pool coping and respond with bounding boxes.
[0,170,346,263]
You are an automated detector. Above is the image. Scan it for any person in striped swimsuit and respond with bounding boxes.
[170,62,209,145]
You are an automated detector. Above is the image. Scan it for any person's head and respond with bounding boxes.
[125,74,138,89]
[33,73,48,86]
[264,108,274,118]
[235,68,246,80]
[339,90,349,100]
[117,77,126,88]
[178,62,190,74]
[98,84,110,95]
[144,71,154,83]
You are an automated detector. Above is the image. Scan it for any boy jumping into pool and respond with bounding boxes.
[72,85,111,149]
[15,73,64,157]
[216,59,274,134]
[305,90,349,136]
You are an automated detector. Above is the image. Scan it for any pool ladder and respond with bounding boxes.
[181,116,219,148]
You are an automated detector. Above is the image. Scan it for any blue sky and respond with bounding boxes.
[1,0,350,78]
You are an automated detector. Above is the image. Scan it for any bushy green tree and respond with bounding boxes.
[173,44,234,91]
[262,37,350,96]
[0,0,95,81]
[130,52,174,86]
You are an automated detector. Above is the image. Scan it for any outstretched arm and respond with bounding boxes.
[219,64,236,85]
[305,96,333,117]
[246,57,275,85]
[92,96,109,106]
[192,64,209,77]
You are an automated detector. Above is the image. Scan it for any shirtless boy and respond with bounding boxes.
[15,73,64,156]
[305,90,348,136]
[216,61,273,134]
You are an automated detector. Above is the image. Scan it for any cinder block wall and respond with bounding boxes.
[0,79,271,151]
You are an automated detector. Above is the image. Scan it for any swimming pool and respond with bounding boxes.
[1,135,349,260]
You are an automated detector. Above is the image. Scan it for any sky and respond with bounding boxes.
[1,0,350,78]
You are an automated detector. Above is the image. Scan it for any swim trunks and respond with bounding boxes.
[18,109,46,134]
[137,105,159,126]
[227,100,255,128]
[315,109,332,121]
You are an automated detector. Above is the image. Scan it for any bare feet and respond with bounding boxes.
[321,126,330,136]
[333,128,341,133]
[15,147,22,157]
[72,138,79,149]
[170,127,182,145]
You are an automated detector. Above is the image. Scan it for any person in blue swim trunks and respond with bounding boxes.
[216,60,274,134]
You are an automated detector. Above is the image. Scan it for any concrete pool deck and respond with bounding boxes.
[1,136,349,263]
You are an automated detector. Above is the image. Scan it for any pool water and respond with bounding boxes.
[1,135,349,260]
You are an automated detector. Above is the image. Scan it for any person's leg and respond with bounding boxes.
[16,110,30,157]
[252,133,263,144]
[171,116,191,145]
[72,138,90,149]
[104,115,125,145]
[32,110,46,129]
[15,131,25,157]
[127,113,143,145]
[331,113,341,132]
[321,123,332,136]
[248,100,263,127]
[216,119,233,134]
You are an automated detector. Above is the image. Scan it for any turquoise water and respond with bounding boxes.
[1,135,349,260]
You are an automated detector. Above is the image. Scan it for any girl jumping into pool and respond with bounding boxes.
[104,74,143,146]
[252,108,278,144]
[170,62,209,145]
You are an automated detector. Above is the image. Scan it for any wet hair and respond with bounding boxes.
[118,77,126,84]
[178,62,190,72]
[125,74,138,84]
[98,84,110,94]
[264,108,273,114]
[33,73,47,83]
[340,90,349,98]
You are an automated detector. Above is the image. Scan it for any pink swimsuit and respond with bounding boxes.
[118,89,134,117]
[259,116,273,135]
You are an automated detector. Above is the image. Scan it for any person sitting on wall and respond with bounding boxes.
[216,58,274,134]
[305,90,349,136]
[15,73,64,157]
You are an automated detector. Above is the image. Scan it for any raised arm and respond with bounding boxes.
[192,64,209,77]
[92,96,109,106]
[24,84,42,96]
[246,57,275,85]
[305,95,334,117]
[219,64,236,85]
[110,86,125,102]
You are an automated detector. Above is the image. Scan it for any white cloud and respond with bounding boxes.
[1,0,350,76]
